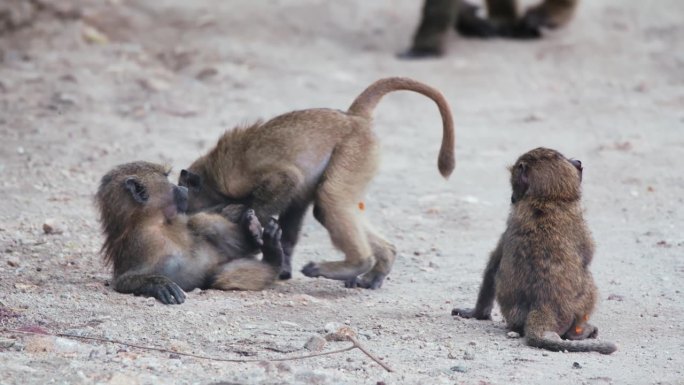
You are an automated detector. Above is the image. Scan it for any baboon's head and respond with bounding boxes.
[178,158,226,214]
[509,147,583,204]
[97,161,188,230]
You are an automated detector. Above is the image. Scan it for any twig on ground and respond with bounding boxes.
[347,335,394,372]
[1,328,393,372]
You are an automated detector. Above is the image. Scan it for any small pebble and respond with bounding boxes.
[450,365,468,373]
[572,362,582,369]
[324,322,343,333]
[325,326,357,342]
[304,335,326,352]
[43,218,66,235]
[463,351,475,360]
[507,331,521,338]
[0,338,16,348]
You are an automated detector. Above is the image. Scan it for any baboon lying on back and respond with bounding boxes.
[179,77,455,289]
[403,0,580,58]
[96,161,284,304]
[452,148,617,354]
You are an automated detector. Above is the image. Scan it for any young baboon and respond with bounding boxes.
[401,0,580,58]
[96,161,284,304]
[179,77,455,289]
[452,148,617,354]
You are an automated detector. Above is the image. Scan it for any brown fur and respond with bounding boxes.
[179,77,454,289]
[452,148,617,354]
[95,161,284,304]
[401,0,580,58]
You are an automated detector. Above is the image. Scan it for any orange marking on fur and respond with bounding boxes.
[583,314,589,322]
[575,326,583,335]
[358,202,365,211]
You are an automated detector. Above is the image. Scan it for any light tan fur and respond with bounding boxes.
[180,77,454,288]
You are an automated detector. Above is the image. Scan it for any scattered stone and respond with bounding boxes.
[450,365,468,373]
[196,67,218,81]
[572,362,582,369]
[24,335,54,353]
[139,77,171,92]
[43,218,66,235]
[0,338,16,348]
[325,326,357,342]
[7,259,19,267]
[607,294,625,301]
[507,331,521,338]
[304,335,326,352]
[324,322,343,333]
[463,350,475,360]
[294,370,328,384]
[105,373,140,385]
[82,24,109,44]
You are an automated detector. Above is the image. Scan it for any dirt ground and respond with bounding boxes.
[0,0,682,384]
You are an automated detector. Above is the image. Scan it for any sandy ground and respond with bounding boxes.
[0,0,682,384]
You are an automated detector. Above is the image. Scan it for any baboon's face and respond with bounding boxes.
[510,147,583,203]
[97,162,188,227]
[120,168,187,222]
[178,167,224,214]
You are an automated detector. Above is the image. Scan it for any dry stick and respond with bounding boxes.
[348,335,394,372]
[2,329,393,372]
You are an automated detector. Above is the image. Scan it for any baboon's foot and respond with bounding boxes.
[241,209,263,247]
[451,307,492,320]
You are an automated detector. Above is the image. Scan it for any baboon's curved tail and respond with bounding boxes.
[347,77,455,178]
[526,333,617,355]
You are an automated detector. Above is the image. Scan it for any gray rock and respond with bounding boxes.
[304,335,327,352]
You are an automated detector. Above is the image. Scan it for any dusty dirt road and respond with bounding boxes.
[0,0,682,384]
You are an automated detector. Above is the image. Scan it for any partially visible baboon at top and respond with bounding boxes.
[96,161,284,304]
[179,77,454,289]
[402,0,580,58]
[452,148,617,354]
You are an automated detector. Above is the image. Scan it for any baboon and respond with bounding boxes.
[96,161,284,304]
[179,77,455,289]
[452,148,617,354]
[402,0,580,58]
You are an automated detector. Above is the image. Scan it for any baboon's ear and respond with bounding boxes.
[179,169,201,192]
[124,177,148,203]
[511,163,529,204]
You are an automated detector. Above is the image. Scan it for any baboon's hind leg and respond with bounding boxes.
[302,137,378,288]
[354,227,396,289]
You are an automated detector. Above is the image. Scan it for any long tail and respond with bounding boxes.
[526,332,617,355]
[347,77,455,178]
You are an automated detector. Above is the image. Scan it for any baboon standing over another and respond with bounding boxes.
[452,148,617,354]
[179,77,455,289]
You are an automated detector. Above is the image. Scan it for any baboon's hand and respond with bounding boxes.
[451,307,491,320]
[149,280,186,305]
[301,262,323,278]
[262,217,283,252]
